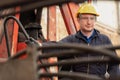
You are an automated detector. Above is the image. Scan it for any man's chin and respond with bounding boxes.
[85,29,93,32]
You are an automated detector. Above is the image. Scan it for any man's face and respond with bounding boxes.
[78,14,96,32]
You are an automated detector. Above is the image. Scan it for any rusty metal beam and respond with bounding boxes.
[68,2,80,31]
[59,3,76,34]
[11,7,20,56]
[0,13,15,58]
[47,6,58,80]
[47,6,56,41]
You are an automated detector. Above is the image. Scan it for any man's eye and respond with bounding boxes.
[81,17,95,20]
[90,17,95,20]
[82,17,88,20]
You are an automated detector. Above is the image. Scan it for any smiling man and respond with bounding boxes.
[59,2,119,80]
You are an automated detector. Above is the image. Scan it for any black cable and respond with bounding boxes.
[0,0,87,18]
[38,56,119,68]
[0,0,39,9]
[38,43,120,60]
[0,0,87,9]
[96,44,120,50]
[3,16,30,57]
[38,49,81,59]
[10,43,120,60]
[8,49,26,60]
[38,71,103,80]
[8,43,120,80]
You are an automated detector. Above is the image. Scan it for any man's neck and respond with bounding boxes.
[80,30,94,38]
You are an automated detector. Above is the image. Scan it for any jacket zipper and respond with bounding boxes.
[87,43,90,75]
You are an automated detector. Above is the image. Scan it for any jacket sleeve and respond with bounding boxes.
[104,35,120,78]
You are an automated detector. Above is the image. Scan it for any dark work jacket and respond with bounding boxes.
[59,29,119,78]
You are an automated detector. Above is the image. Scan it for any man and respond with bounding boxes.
[59,3,119,80]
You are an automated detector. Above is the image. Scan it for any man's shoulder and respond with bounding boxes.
[97,33,111,44]
[95,29,109,39]
[59,34,77,42]
[98,33,110,39]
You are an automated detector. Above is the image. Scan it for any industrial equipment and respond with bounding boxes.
[0,0,120,80]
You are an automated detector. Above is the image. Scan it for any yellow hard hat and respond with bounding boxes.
[76,3,99,17]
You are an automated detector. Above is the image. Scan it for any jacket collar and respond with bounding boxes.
[75,29,100,39]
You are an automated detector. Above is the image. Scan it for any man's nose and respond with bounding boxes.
[87,19,91,24]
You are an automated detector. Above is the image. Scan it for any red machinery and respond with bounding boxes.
[0,0,106,80]
[0,0,89,60]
